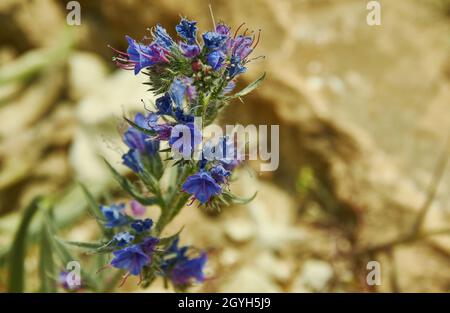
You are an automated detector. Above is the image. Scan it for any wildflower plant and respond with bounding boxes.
[63,16,265,291]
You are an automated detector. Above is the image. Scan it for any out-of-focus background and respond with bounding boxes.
[0,0,449,292]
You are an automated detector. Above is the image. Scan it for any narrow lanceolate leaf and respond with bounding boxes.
[222,190,258,205]
[8,197,42,292]
[123,116,156,136]
[79,183,111,237]
[79,183,103,220]
[103,159,158,205]
[232,72,266,98]
[158,227,184,248]
[55,237,107,250]
[39,219,56,293]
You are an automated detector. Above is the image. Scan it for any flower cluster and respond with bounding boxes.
[68,16,263,291]
[98,201,207,288]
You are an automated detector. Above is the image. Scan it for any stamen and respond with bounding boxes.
[118,272,131,287]
[187,197,196,206]
[108,44,130,57]
[252,29,261,49]
[234,22,245,38]
[242,28,249,37]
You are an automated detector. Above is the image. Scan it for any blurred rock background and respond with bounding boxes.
[0,0,449,292]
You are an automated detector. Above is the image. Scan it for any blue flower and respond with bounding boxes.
[124,36,169,74]
[110,245,149,276]
[123,113,159,155]
[176,18,197,43]
[153,24,174,50]
[122,149,143,173]
[210,165,231,184]
[170,252,207,286]
[140,236,160,255]
[202,32,227,50]
[174,108,194,123]
[155,93,173,115]
[223,81,236,94]
[206,50,225,71]
[169,78,186,108]
[227,55,247,79]
[169,123,202,158]
[101,203,128,228]
[182,171,221,204]
[114,232,135,246]
[131,218,153,233]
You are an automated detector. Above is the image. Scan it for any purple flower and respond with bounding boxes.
[130,200,146,217]
[110,245,149,276]
[180,42,200,58]
[232,35,253,59]
[169,123,202,158]
[122,149,143,173]
[114,232,135,247]
[206,50,226,71]
[59,271,81,291]
[140,236,159,255]
[182,171,221,204]
[153,24,174,50]
[216,23,230,36]
[170,252,208,286]
[176,18,197,43]
[181,77,197,101]
[202,32,227,50]
[101,203,128,228]
[131,218,153,233]
[210,165,231,184]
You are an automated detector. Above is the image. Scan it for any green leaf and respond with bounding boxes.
[39,218,56,293]
[158,227,184,248]
[103,159,158,205]
[232,72,266,98]
[8,197,42,292]
[123,116,156,136]
[222,190,257,205]
[79,183,103,220]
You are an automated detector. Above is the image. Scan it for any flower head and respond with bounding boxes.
[153,24,174,50]
[170,252,208,286]
[114,232,135,247]
[180,42,200,58]
[176,18,197,43]
[123,113,159,155]
[182,171,221,204]
[122,149,143,173]
[169,123,202,158]
[202,32,227,51]
[101,203,128,228]
[131,218,153,233]
[110,245,149,276]
[207,50,226,71]
[210,165,231,184]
